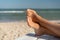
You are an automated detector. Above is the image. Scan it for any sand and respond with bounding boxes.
[0,20,34,40]
[0,20,60,40]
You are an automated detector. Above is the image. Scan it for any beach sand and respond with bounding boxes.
[0,20,34,40]
[0,20,60,40]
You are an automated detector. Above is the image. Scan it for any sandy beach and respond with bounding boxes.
[0,20,60,40]
[0,20,34,40]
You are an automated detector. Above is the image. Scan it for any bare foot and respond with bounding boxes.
[26,9,40,29]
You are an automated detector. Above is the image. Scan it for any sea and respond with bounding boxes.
[0,9,60,22]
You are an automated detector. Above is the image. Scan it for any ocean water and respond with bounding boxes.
[0,9,60,22]
[0,9,26,22]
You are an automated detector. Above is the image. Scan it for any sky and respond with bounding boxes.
[0,0,60,9]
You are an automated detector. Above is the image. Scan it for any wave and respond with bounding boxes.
[0,11,25,13]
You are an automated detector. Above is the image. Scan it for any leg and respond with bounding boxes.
[26,9,60,37]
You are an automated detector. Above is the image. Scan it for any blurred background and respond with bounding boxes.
[0,0,60,40]
[0,0,60,21]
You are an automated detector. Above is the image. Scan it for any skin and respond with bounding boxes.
[26,9,60,37]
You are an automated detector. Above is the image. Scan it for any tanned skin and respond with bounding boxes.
[26,9,60,37]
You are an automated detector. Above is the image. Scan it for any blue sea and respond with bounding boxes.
[0,9,60,22]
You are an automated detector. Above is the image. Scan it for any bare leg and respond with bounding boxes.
[26,9,60,37]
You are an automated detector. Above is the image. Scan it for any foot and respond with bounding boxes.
[26,9,40,29]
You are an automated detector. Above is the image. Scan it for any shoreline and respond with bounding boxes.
[0,20,60,23]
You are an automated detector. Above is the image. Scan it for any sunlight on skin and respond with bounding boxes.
[27,9,40,29]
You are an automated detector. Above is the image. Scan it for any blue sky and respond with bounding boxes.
[0,0,60,9]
